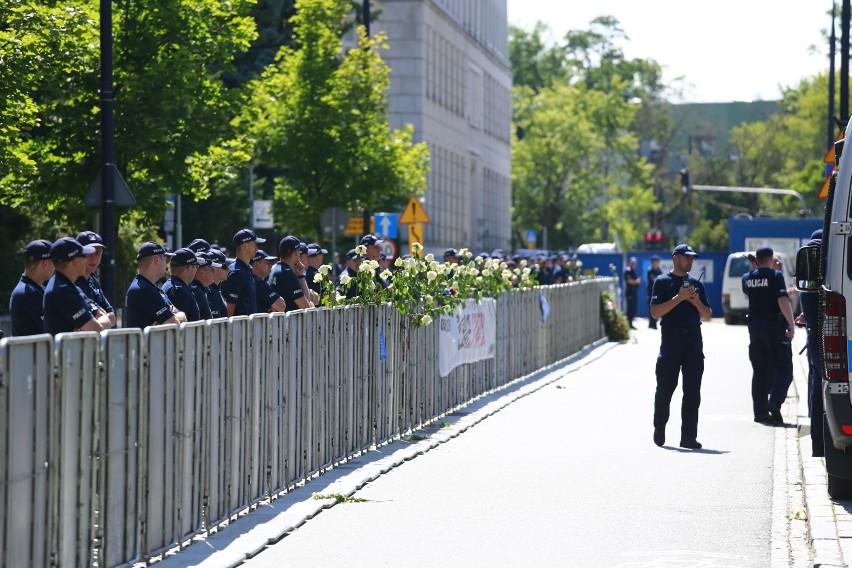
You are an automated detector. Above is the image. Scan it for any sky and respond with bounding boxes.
[506,0,833,103]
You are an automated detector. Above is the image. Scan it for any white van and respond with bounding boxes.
[722,251,797,325]
[796,127,852,498]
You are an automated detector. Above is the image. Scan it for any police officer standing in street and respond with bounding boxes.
[10,240,54,336]
[207,249,230,318]
[650,244,712,449]
[272,236,313,311]
[796,230,824,455]
[623,256,641,329]
[743,246,796,426]
[646,255,662,329]
[252,249,285,313]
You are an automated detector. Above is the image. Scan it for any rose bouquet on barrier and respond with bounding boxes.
[311,244,538,326]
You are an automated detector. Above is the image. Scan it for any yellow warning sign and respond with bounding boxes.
[343,217,375,235]
[818,174,831,200]
[399,197,430,224]
[408,223,424,257]
[824,130,845,164]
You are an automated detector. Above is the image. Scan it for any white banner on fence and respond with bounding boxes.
[438,299,497,377]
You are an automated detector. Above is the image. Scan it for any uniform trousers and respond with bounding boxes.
[747,316,793,417]
[653,328,704,440]
[807,329,825,456]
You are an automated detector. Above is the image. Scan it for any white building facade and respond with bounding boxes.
[374,0,512,254]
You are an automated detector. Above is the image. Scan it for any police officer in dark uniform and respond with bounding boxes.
[623,256,641,329]
[75,231,117,328]
[162,248,202,321]
[222,229,265,316]
[743,246,796,426]
[251,249,285,312]
[10,240,54,336]
[189,252,216,320]
[796,230,824,455]
[646,255,662,329]
[44,237,112,334]
[306,243,328,296]
[650,244,712,449]
[206,249,230,318]
[338,249,362,299]
[272,236,312,311]
[360,234,389,288]
[125,242,187,328]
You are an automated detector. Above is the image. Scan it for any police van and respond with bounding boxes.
[796,131,852,498]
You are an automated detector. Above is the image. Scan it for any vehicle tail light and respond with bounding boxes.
[823,290,848,382]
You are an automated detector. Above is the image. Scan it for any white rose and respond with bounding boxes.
[420,314,432,326]
[425,253,434,262]
[355,245,367,255]
[427,270,437,282]
[340,273,351,285]
[313,272,324,283]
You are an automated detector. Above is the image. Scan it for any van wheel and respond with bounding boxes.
[827,473,852,500]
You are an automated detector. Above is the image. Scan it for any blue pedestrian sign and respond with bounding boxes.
[374,213,399,239]
[525,230,538,245]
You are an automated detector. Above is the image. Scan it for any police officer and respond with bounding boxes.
[272,236,313,311]
[360,234,389,288]
[338,249,362,299]
[650,244,712,449]
[623,256,641,329]
[207,249,230,318]
[306,243,328,296]
[76,231,117,328]
[646,255,663,329]
[10,240,54,336]
[743,246,796,426]
[222,229,265,316]
[43,237,112,334]
[187,238,211,254]
[125,242,187,328]
[162,248,202,321]
[251,249,285,312]
[796,230,824,455]
[189,252,216,320]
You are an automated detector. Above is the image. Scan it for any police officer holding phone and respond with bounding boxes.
[743,246,796,426]
[650,244,712,450]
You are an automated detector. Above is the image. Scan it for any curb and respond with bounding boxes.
[154,341,619,568]
[792,334,847,568]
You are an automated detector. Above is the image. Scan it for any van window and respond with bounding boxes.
[728,257,753,277]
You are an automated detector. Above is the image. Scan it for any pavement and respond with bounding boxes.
[150,318,848,568]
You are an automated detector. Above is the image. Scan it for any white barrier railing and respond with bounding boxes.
[0,279,610,567]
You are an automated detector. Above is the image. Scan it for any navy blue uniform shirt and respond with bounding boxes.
[43,272,95,335]
[221,258,256,315]
[254,275,281,313]
[162,275,201,322]
[271,262,305,311]
[207,283,228,318]
[650,272,709,328]
[10,275,46,336]
[125,274,176,329]
[189,280,213,320]
[76,273,114,313]
[306,266,321,294]
[338,267,360,299]
[742,267,787,316]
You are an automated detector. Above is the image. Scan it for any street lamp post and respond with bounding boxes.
[100,0,116,302]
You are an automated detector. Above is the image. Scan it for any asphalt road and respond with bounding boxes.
[241,319,779,568]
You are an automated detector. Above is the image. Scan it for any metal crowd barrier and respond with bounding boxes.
[0,279,610,567]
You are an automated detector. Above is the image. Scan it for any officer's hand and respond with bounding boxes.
[294,261,306,275]
[675,286,696,302]
[785,326,795,339]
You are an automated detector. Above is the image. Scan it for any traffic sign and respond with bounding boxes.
[399,196,430,224]
[408,223,424,257]
[374,212,399,238]
[343,217,376,236]
[379,239,397,259]
[525,229,537,248]
[252,200,274,229]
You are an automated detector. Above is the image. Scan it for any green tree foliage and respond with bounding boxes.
[240,0,429,240]
[510,17,659,249]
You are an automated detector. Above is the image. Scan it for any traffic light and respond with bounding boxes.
[680,168,690,195]
[645,229,663,249]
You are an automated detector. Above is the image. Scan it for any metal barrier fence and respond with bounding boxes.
[0,280,610,567]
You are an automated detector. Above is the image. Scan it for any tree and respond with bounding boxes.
[240,0,429,240]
